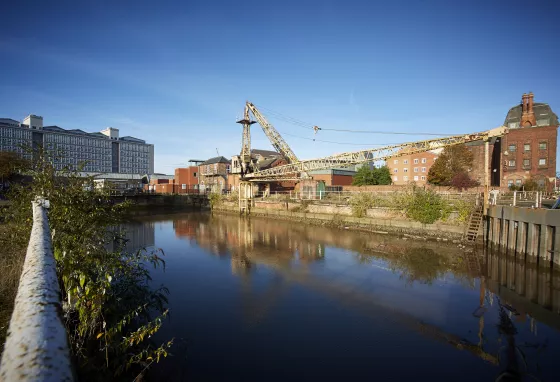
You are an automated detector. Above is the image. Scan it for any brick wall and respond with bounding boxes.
[501,125,558,189]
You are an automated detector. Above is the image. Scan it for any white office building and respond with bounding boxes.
[0,114,154,174]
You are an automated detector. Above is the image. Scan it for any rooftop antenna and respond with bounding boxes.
[216,148,220,156]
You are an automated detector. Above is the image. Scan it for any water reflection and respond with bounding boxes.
[145,213,560,381]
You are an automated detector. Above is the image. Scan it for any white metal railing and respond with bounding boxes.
[492,191,550,208]
[0,200,74,381]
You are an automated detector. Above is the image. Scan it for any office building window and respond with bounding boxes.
[414,167,419,173]
[403,168,408,173]
[524,143,531,152]
[393,176,398,182]
[515,179,522,186]
[539,158,546,166]
[523,159,530,167]
[539,142,547,150]
[393,168,398,173]
[413,176,419,181]
[508,180,513,187]
[394,159,398,164]
[421,158,427,163]
[508,144,516,152]
[508,160,516,167]
[413,159,419,164]
[403,159,408,164]
[421,167,426,172]
[421,176,426,181]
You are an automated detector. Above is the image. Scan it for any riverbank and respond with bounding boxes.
[212,201,466,242]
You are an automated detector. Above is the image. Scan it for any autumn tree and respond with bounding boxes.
[427,145,476,187]
[352,165,392,186]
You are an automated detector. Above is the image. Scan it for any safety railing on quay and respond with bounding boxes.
[0,199,74,381]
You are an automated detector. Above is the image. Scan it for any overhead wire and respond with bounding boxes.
[279,131,401,146]
[253,103,462,136]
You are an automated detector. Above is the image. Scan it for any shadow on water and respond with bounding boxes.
[132,212,560,381]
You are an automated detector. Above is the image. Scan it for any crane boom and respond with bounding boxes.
[244,126,506,181]
[246,102,299,164]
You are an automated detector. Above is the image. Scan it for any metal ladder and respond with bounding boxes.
[464,203,484,243]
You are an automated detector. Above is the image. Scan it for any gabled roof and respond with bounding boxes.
[201,156,231,165]
[251,149,282,157]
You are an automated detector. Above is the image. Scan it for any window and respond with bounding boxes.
[508,144,516,152]
[539,142,547,150]
[524,143,531,152]
[515,179,522,186]
[539,158,546,166]
[508,122,519,129]
[508,180,513,187]
[193,172,197,178]
[403,168,408,173]
[523,159,530,167]
[393,168,398,173]
[393,176,398,182]
[413,176,419,181]
[421,158,427,163]
[413,159,419,164]
[538,179,545,188]
[421,167,426,173]
[403,159,408,164]
[414,167,419,173]
[508,160,516,167]
[393,159,398,164]
[421,176,426,181]
[403,176,408,181]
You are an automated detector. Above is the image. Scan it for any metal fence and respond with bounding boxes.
[0,200,74,381]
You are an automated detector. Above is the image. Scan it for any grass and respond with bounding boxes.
[0,224,26,354]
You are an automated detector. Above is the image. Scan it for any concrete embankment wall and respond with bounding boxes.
[0,201,74,381]
[213,201,465,241]
[486,205,560,269]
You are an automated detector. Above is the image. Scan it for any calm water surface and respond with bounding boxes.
[127,212,560,381]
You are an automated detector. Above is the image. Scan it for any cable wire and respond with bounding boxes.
[279,131,401,146]
[254,103,462,136]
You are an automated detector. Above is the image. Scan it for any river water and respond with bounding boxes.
[126,212,560,381]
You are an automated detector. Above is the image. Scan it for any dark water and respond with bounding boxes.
[127,212,560,382]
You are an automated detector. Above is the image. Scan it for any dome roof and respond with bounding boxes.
[504,102,558,127]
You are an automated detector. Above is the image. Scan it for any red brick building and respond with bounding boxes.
[386,150,439,185]
[467,93,558,190]
[174,166,199,192]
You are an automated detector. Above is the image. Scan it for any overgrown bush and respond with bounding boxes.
[349,193,378,217]
[404,188,445,225]
[208,192,223,208]
[3,150,172,380]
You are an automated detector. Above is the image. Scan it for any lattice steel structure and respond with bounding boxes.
[244,126,506,182]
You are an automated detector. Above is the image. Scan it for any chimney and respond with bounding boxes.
[528,92,534,114]
[520,92,536,127]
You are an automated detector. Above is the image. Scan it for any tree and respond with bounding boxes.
[4,149,172,379]
[428,145,475,187]
[352,165,392,186]
[450,171,480,191]
[0,151,30,184]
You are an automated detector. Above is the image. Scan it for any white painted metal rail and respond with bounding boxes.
[0,200,74,381]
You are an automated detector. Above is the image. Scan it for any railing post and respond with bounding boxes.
[0,200,74,381]
[513,191,517,207]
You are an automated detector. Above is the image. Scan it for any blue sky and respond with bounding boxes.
[1,0,559,173]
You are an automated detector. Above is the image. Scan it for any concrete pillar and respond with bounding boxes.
[508,220,516,251]
[501,219,509,249]
[526,223,538,261]
[517,222,527,256]
[554,227,560,269]
[541,225,553,265]
[484,140,489,210]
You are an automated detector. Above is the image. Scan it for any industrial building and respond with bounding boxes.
[0,114,154,175]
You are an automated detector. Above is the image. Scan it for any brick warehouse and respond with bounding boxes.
[467,93,558,190]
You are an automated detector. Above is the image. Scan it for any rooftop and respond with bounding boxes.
[504,103,559,127]
[201,156,231,165]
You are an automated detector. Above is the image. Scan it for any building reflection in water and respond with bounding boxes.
[172,213,560,378]
[107,221,156,253]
